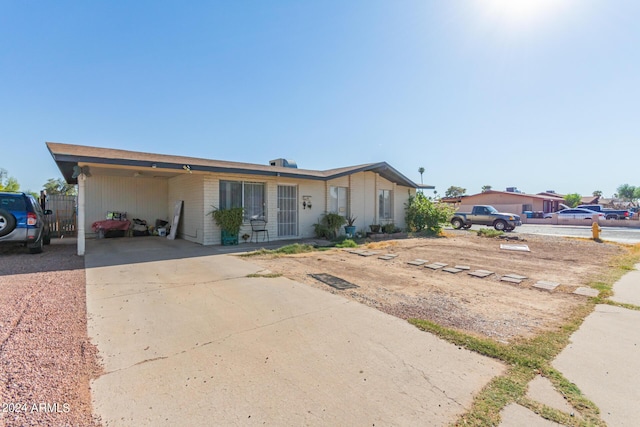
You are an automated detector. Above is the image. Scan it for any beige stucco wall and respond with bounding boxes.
[201,173,326,244]
[330,172,414,233]
[168,174,205,244]
[84,173,169,236]
[84,167,416,245]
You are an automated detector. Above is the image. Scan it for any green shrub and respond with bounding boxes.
[404,193,454,235]
[241,243,316,257]
[207,206,244,234]
[477,228,504,238]
[382,223,396,234]
[313,212,347,239]
[335,239,358,248]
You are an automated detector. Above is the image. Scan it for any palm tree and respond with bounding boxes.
[418,167,425,194]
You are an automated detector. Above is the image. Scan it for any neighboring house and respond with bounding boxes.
[537,191,599,206]
[598,198,635,209]
[456,190,565,214]
[47,142,432,254]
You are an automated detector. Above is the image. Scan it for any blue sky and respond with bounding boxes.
[2,1,638,198]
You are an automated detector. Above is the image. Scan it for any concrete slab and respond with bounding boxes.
[499,403,561,426]
[533,281,559,292]
[573,287,599,298]
[349,249,368,255]
[378,254,398,261]
[425,262,448,270]
[553,304,640,426]
[454,265,471,270]
[503,274,528,280]
[442,267,463,274]
[610,263,640,306]
[526,375,576,416]
[85,239,504,426]
[500,244,531,252]
[407,259,428,266]
[358,251,379,257]
[468,270,494,278]
[500,277,523,284]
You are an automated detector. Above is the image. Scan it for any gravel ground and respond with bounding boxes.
[0,239,102,427]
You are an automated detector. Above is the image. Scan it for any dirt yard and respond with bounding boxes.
[0,241,102,427]
[247,231,625,342]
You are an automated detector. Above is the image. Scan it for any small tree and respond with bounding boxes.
[445,186,466,198]
[0,168,20,191]
[564,193,582,208]
[617,184,638,204]
[481,185,492,193]
[405,192,454,235]
[592,190,603,198]
[43,178,77,195]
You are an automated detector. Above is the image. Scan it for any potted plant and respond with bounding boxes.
[313,212,346,239]
[208,206,244,245]
[344,215,357,237]
[369,224,381,233]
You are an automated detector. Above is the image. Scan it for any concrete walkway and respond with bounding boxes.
[501,263,640,426]
[85,238,503,426]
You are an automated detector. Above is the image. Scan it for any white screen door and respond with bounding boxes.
[277,185,298,237]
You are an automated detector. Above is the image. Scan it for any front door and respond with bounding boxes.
[277,185,298,237]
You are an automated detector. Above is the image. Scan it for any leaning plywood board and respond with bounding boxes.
[168,200,183,240]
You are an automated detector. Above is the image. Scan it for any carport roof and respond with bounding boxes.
[46,142,431,189]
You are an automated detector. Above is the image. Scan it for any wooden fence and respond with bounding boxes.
[44,194,77,237]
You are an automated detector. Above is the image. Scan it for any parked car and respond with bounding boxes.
[0,192,52,254]
[451,205,521,231]
[543,208,606,220]
[577,204,631,220]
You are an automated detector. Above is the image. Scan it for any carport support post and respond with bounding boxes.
[77,173,86,256]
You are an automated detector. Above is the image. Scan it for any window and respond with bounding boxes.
[219,180,265,220]
[378,189,392,220]
[329,186,348,215]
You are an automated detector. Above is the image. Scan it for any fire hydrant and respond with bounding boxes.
[592,221,601,240]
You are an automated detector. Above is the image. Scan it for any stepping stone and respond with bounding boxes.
[468,270,494,278]
[357,251,379,257]
[533,280,560,291]
[407,259,428,266]
[442,267,463,274]
[454,265,471,270]
[503,273,528,280]
[425,262,448,270]
[500,244,531,252]
[309,273,358,290]
[500,276,523,284]
[349,249,367,255]
[378,254,398,260]
[573,287,599,297]
[343,248,359,253]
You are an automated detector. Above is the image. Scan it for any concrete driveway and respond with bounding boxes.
[85,237,503,426]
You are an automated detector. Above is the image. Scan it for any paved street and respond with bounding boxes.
[450,224,640,244]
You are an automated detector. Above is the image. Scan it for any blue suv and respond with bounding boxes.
[0,192,52,254]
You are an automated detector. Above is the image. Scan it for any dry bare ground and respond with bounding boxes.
[0,241,102,427]
[248,231,624,342]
